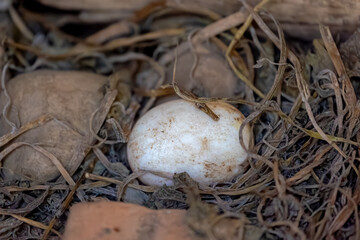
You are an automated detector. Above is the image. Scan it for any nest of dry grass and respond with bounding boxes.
[0,0,360,239]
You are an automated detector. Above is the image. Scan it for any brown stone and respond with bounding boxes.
[0,70,108,183]
[63,201,202,240]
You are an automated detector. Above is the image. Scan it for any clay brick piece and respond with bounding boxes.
[63,201,202,240]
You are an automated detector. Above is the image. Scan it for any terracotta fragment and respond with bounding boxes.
[64,201,202,240]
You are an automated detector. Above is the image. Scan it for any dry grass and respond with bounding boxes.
[0,1,359,239]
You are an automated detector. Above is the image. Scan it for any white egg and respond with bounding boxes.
[127,99,251,186]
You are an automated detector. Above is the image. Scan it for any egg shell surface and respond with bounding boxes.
[127,99,251,186]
